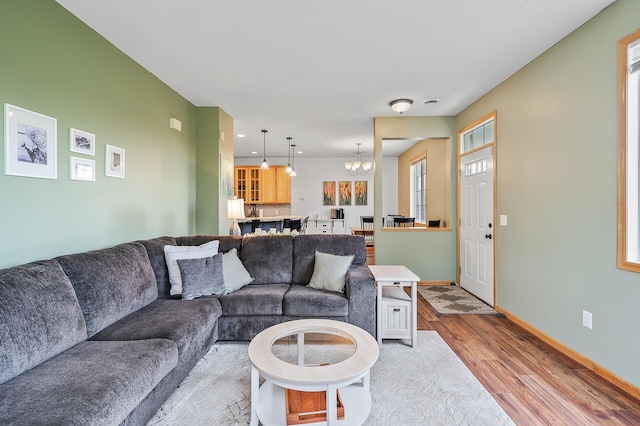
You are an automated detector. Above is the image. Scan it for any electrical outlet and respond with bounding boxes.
[582,310,592,329]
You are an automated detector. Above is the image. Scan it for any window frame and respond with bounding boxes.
[409,153,426,224]
[617,29,640,273]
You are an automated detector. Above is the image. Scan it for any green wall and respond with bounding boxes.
[457,0,640,387]
[374,116,458,281]
[0,0,199,268]
[195,107,234,235]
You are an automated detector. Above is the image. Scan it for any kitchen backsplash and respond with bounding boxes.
[245,204,291,218]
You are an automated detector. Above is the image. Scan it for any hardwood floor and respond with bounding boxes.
[416,291,640,425]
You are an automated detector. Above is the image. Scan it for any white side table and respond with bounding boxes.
[368,265,420,347]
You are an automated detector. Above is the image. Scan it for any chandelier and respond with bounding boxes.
[345,143,372,176]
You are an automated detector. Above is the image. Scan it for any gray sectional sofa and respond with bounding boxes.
[0,234,375,425]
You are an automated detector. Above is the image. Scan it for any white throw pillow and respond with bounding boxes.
[223,248,254,293]
[164,240,220,295]
[308,251,354,293]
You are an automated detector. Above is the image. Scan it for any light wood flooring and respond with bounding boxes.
[416,290,640,425]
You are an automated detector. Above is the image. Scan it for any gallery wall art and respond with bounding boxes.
[4,103,57,179]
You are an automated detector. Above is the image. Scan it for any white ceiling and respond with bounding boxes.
[55,0,614,159]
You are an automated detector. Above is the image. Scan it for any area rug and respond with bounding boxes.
[148,331,513,426]
[418,285,498,316]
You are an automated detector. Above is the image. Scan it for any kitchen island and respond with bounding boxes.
[237,215,308,234]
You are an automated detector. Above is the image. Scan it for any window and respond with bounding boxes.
[618,30,640,272]
[410,154,426,223]
[461,117,494,154]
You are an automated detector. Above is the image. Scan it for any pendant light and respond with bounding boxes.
[290,144,297,177]
[260,129,269,170]
[285,137,293,174]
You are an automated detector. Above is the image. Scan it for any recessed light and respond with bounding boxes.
[237,134,245,138]
[297,151,303,154]
[251,151,258,155]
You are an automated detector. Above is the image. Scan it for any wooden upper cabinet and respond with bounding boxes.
[260,168,277,203]
[235,167,247,201]
[234,166,291,204]
[275,167,291,203]
[235,167,261,203]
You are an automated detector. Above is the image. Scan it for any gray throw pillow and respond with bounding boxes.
[308,251,354,293]
[164,240,220,295]
[223,248,254,293]
[177,253,225,300]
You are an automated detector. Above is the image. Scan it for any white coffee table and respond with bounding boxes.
[248,319,379,426]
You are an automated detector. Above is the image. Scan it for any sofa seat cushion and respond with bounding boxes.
[0,339,178,426]
[56,242,158,337]
[90,298,222,356]
[0,260,87,385]
[283,284,349,317]
[218,284,289,316]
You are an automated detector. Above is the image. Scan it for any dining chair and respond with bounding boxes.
[299,216,309,234]
[394,217,415,227]
[360,216,374,245]
[288,219,302,232]
[386,214,404,227]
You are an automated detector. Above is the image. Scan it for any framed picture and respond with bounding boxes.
[220,154,234,197]
[339,181,352,206]
[70,156,95,181]
[323,181,336,205]
[70,128,95,156]
[4,103,57,179]
[105,144,125,178]
[355,180,368,205]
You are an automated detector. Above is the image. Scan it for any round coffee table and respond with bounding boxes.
[248,319,379,426]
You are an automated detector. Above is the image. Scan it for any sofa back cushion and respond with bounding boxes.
[138,236,177,298]
[292,235,366,284]
[176,235,243,255]
[56,242,157,337]
[241,235,293,284]
[0,260,87,385]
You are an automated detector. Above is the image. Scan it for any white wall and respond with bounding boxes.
[235,156,376,230]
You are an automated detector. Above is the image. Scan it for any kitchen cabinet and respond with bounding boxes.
[235,167,261,203]
[235,166,290,204]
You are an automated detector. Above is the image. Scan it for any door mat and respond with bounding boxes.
[418,285,499,316]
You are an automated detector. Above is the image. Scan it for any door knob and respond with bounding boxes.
[485,234,492,239]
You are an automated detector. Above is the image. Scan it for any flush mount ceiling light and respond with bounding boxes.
[260,129,269,170]
[345,143,372,176]
[389,98,413,114]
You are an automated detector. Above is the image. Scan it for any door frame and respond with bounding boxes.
[457,111,497,306]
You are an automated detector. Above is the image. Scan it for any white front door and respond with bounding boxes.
[460,146,494,305]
